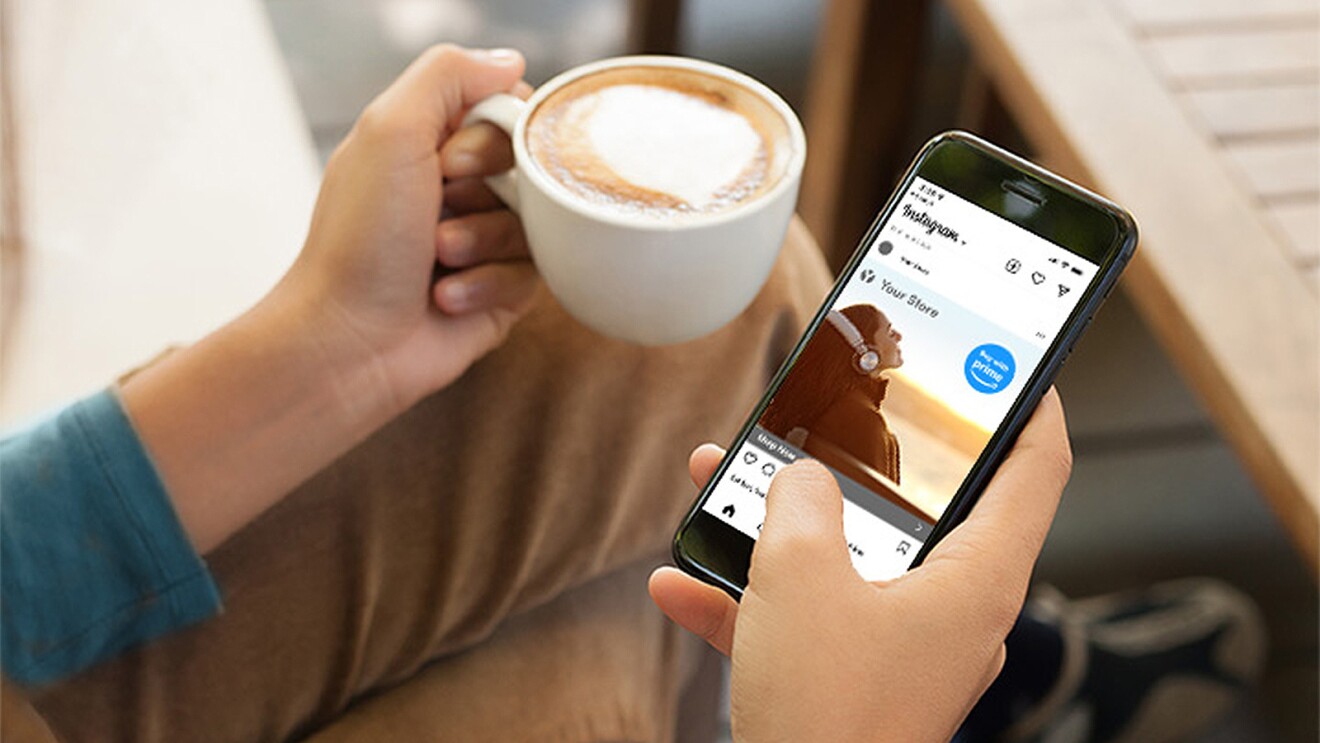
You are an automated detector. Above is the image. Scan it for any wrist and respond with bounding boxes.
[120,283,410,554]
[258,280,413,428]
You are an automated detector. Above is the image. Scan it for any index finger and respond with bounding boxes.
[688,444,725,489]
[440,80,534,180]
[440,123,515,179]
[358,45,525,149]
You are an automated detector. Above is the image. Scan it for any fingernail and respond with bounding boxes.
[445,149,480,176]
[442,280,471,310]
[440,222,476,261]
[470,48,521,65]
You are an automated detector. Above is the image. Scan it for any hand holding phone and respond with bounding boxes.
[650,390,1073,742]
[673,132,1135,593]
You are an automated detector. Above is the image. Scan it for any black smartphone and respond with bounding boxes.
[673,131,1137,596]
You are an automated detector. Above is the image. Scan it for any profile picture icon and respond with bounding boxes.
[877,240,894,256]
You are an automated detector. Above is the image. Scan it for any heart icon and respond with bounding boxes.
[743,451,758,465]
[1031,271,1045,285]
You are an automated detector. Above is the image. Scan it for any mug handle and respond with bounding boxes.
[460,94,527,211]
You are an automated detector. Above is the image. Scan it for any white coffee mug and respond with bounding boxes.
[462,56,806,345]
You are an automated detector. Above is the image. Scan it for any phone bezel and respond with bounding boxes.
[672,131,1138,598]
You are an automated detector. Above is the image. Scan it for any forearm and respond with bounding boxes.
[120,287,402,554]
[120,46,532,557]
[1,391,223,683]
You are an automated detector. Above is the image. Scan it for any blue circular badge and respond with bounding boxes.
[964,344,1016,394]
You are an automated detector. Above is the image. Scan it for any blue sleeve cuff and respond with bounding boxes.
[2,388,222,685]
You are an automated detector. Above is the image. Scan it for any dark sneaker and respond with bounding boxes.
[1006,578,1267,743]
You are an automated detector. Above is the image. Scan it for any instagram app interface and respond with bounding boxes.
[702,177,1097,581]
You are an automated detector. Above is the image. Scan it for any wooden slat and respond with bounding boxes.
[1112,0,1320,33]
[957,65,1024,148]
[1268,200,1320,265]
[946,0,1320,568]
[801,0,933,271]
[1222,137,1320,200]
[1181,84,1319,139]
[799,0,869,266]
[1144,29,1319,88]
[626,0,684,55]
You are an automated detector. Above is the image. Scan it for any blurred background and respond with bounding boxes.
[244,2,1320,737]
[3,0,1316,740]
[265,0,816,161]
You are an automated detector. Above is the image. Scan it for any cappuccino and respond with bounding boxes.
[526,67,793,221]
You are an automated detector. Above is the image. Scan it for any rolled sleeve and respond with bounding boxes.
[1,389,221,685]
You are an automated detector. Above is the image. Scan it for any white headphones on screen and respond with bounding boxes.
[825,310,880,374]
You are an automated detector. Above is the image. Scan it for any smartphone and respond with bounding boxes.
[673,131,1137,596]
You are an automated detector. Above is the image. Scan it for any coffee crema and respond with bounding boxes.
[526,67,793,220]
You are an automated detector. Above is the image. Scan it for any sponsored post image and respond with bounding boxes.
[703,177,1096,580]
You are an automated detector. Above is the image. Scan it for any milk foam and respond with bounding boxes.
[527,67,792,219]
[579,85,762,209]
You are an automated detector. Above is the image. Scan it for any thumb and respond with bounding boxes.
[750,460,856,586]
[360,45,525,147]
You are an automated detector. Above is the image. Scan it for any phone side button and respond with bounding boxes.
[1060,316,1094,362]
[1075,314,1096,344]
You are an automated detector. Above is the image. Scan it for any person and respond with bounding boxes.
[760,302,911,513]
[1,45,1260,743]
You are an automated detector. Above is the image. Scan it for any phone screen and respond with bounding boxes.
[698,175,1103,582]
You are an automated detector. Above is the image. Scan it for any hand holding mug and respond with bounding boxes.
[282,45,542,407]
[461,56,807,345]
[122,46,544,554]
